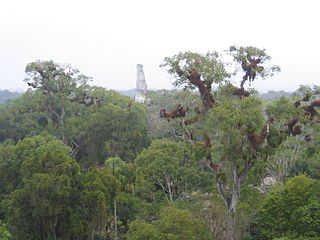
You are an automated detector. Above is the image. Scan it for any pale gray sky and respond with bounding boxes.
[0,0,319,92]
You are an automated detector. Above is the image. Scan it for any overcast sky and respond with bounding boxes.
[0,0,319,92]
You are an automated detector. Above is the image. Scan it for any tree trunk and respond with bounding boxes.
[114,199,118,240]
[189,70,216,112]
[165,177,173,201]
[216,164,241,240]
[53,216,58,240]
[59,106,67,144]
[226,211,236,240]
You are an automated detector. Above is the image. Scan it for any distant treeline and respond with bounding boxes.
[120,88,294,102]
[258,90,292,101]
[2,88,294,104]
[0,89,22,103]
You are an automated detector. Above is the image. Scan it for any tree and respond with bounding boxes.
[289,122,320,179]
[0,145,14,197]
[157,206,211,240]
[161,51,229,113]
[126,219,168,240]
[71,168,117,240]
[250,175,320,240]
[2,63,150,166]
[1,135,117,240]
[0,135,64,196]
[115,192,146,226]
[146,89,201,140]
[135,139,211,202]
[66,90,150,164]
[126,206,211,240]
[160,47,281,240]
[263,88,320,181]
[24,60,93,143]
[228,46,280,89]
[2,136,79,240]
[0,91,47,143]
[206,96,267,239]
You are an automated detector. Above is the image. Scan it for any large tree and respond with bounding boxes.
[1,135,117,240]
[250,175,320,239]
[161,51,229,113]
[160,46,281,240]
[24,60,93,143]
[65,88,150,164]
[135,139,211,202]
[0,61,150,166]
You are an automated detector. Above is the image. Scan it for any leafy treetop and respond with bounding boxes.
[228,46,281,88]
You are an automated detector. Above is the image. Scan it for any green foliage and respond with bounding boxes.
[292,84,318,98]
[293,199,320,237]
[160,51,229,89]
[135,139,212,202]
[228,45,280,79]
[105,157,125,175]
[236,186,266,237]
[126,219,169,240]
[1,135,117,240]
[126,206,210,240]
[250,175,320,239]
[273,237,319,240]
[288,123,320,179]
[2,136,79,239]
[24,61,92,134]
[157,206,211,240]
[146,89,201,140]
[70,168,117,239]
[0,220,11,240]
[208,96,265,169]
[20,61,150,166]
[0,145,14,197]
[210,96,264,136]
[20,140,77,179]
[0,70,150,167]
[0,91,47,143]
[66,89,150,165]
[1,52,318,240]
[0,135,63,196]
[266,97,304,123]
[116,192,146,225]
[160,47,281,240]
[25,60,91,96]
[264,95,320,181]
[104,157,137,193]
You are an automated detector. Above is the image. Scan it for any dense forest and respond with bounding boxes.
[0,46,319,240]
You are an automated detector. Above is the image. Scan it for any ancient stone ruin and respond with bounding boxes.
[134,64,147,103]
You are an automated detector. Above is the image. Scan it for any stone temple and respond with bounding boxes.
[134,64,147,103]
